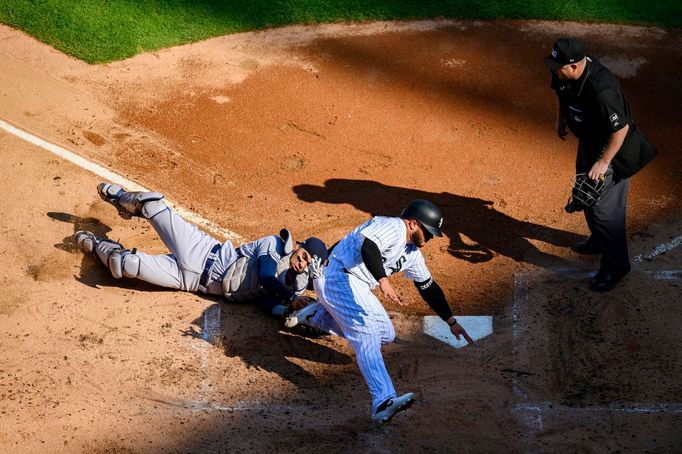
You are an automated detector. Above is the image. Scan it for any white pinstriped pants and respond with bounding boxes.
[310,258,397,414]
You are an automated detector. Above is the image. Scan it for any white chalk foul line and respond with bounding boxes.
[0,118,242,243]
[634,235,682,263]
[199,304,222,397]
[1,118,234,406]
[149,396,296,414]
[512,273,529,400]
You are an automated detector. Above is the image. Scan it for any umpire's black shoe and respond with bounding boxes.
[571,238,600,255]
[590,267,630,292]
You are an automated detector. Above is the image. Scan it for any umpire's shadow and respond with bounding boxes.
[184,303,353,387]
[294,179,582,266]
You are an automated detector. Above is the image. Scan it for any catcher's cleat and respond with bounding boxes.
[372,392,415,423]
[97,183,164,219]
[284,301,321,329]
[74,230,98,253]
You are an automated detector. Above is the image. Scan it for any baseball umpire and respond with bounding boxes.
[285,199,473,423]
[545,37,658,292]
[75,183,328,318]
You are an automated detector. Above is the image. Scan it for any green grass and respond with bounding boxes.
[1,0,680,63]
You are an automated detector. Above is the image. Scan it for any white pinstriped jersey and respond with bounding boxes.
[330,216,431,287]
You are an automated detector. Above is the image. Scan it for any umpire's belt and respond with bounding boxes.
[198,243,221,293]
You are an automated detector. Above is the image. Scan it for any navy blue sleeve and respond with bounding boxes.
[257,254,295,304]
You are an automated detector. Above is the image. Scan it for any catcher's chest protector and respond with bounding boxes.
[221,254,306,302]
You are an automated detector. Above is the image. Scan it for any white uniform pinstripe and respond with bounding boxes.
[308,217,431,414]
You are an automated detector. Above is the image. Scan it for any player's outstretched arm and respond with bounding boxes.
[415,278,473,344]
[446,316,474,344]
[378,277,402,305]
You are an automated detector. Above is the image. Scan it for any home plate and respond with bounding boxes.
[423,316,492,348]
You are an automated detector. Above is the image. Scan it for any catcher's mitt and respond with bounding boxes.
[565,172,609,213]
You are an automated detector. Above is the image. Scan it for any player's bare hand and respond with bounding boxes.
[450,322,474,344]
[379,277,402,305]
[587,159,609,181]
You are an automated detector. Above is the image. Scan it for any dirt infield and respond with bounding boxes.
[0,19,681,452]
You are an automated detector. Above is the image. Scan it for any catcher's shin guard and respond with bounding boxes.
[107,249,140,279]
[79,232,141,279]
[97,183,164,219]
[75,230,98,253]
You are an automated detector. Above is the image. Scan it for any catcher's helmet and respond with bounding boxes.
[401,199,443,237]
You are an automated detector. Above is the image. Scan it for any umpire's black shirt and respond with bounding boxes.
[550,56,657,178]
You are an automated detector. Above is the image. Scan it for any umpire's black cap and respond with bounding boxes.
[544,38,586,70]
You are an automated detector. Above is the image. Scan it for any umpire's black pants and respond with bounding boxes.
[577,144,631,273]
[583,172,631,273]
[575,141,630,273]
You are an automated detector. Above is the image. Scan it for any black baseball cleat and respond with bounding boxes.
[571,238,600,255]
[590,267,630,292]
[372,393,415,423]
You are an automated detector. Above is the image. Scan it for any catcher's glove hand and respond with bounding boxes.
[565,171,610,213]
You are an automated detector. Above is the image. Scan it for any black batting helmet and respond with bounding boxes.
[400,199,443,237]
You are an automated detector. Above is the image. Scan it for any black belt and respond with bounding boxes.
[199,243,221,292]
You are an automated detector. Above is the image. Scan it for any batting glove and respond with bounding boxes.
[308,256,324,280]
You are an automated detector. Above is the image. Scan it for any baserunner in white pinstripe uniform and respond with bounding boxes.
[286,199,473,422]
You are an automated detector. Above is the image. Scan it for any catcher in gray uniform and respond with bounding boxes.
[75,183,328,318]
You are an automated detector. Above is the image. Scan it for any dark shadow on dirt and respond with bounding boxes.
[187,303,353,387]
[49,212,353,387]
[293,179,583,267]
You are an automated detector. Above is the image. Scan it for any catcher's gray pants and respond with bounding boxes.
[96,199,235,294]
[584,173,631,272]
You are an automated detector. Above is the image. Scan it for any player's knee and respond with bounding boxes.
[382,325,396,344]
[108,250,140,279]
[140,196,166,219]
